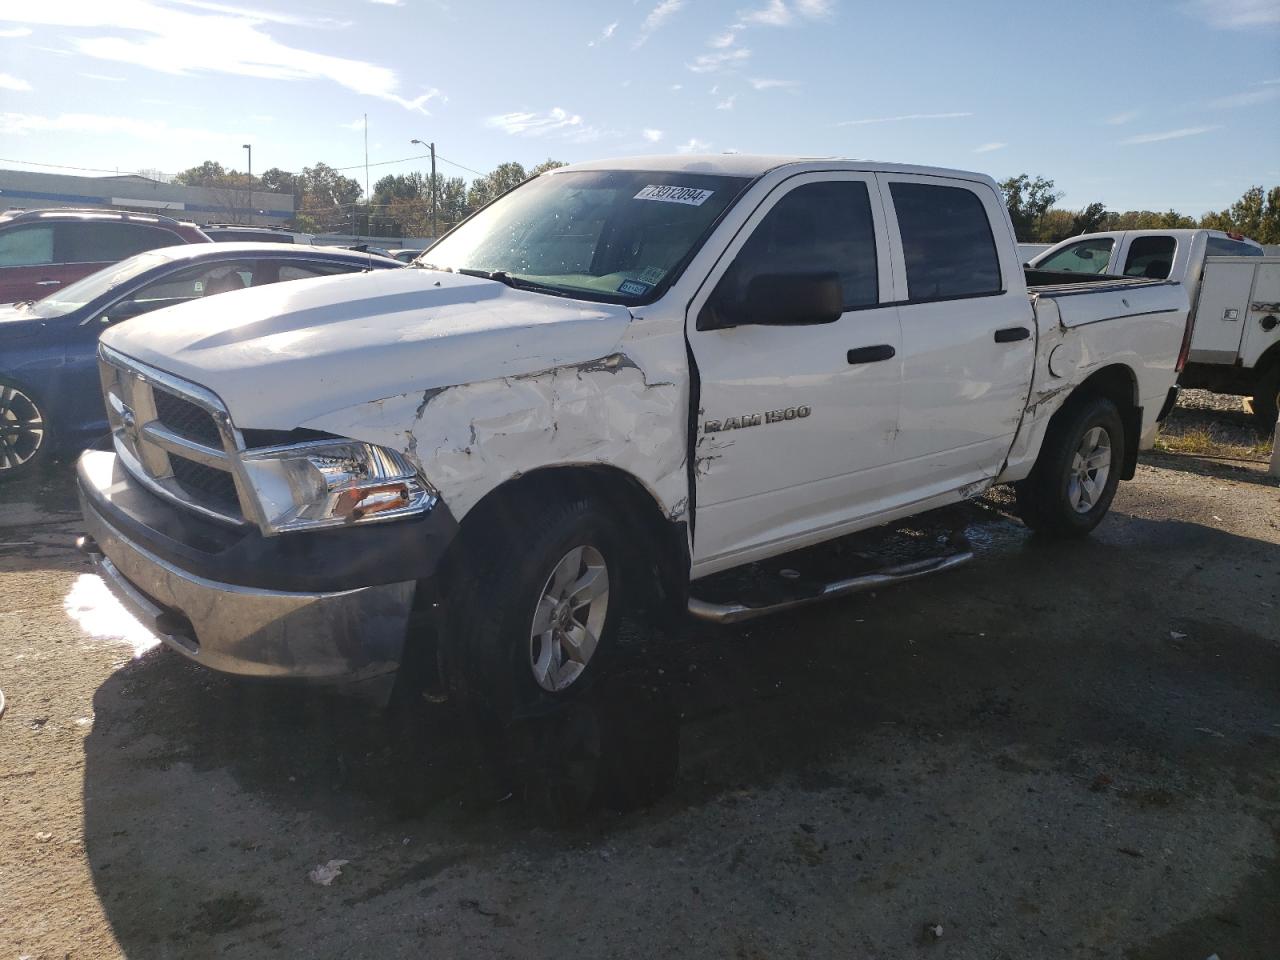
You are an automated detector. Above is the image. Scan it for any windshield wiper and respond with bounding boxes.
[456,268,568,297]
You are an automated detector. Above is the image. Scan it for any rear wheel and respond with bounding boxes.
[1248,364,1279,433]
[1016,396,1126,537]
[0,379,50,480]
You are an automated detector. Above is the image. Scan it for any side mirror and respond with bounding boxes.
[703,271,844,329]
[98,299,148,324]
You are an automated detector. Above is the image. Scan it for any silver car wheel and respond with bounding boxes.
[528,545,610,693]
[0,385,45,472]
[1067,425,1111,514]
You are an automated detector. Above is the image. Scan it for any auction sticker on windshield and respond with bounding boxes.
[634,184,714,206]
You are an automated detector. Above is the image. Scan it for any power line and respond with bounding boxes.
[0,149,490,181]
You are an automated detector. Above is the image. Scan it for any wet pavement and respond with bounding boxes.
[1,452,1278,959]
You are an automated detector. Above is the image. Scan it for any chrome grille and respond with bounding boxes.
[153,389,223,447]
[98,345,250,527]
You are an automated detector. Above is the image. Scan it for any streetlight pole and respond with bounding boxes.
[410,138,437,240]
[241,144,252,224]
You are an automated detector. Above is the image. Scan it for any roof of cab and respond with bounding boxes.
[552,154,998,185]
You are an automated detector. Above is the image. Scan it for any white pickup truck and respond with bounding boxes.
[1029,229,1279,425]
[76,155,1191,714]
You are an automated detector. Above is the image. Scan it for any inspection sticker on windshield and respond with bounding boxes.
[634,184,714,206]
[618,279,651,296]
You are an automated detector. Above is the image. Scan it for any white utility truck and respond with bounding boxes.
[77,156,1191,714]
[1030,229,1278,425]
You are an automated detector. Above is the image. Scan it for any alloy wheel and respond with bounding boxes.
[0,385,45,473]
[1067,425,1111,514]
[528,545,610,693]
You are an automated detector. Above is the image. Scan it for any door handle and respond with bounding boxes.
[847,344,896,364]
[35,279,62,287]
[994,326,1031,343]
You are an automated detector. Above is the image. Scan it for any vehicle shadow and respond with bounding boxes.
[78,494,1280,957]
[1146,449,1279,488]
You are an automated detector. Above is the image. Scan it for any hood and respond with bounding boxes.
[0,303,48,343]
[100,269,634,429]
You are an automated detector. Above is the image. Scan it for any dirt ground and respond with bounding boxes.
[1,442,1278,959]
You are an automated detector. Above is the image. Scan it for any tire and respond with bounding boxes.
[0,378,51,481]
[442,496,626,719]
[1015,396,1126,538]
[1249,364,1279,434]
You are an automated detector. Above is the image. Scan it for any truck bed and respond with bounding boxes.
[1025,269,1184,330]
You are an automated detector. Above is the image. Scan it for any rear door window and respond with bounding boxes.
[0,225,55,267]
[1036,238,1115,274]
[889,182,1002,300]
[57,222,182,264]
[1122,235,1176,278]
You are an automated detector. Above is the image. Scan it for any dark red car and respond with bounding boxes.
[0,208,211,304]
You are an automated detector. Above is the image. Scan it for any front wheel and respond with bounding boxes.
[442,496,625,717]
[0,379,51,480]
[1015,396,1126,538]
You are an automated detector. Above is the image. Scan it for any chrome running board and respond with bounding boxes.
[687,541,974,625]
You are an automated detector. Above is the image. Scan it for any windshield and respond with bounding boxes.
[422,170,752,304]
[29,253,169,318]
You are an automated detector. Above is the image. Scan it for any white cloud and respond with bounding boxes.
[670,83,683,91]
[836,111,972,126]
[81,72,124,82]
[0,73,32,91]
[1183,0,1280,28]
[1207,86,1280,108]
[676,137,710,154]
[688,48,751,73]
[634,0,684,47]
[0,111,244,143]
[716,95,736,110]
[973,142,1006,153]
[0,26,34,37]
[339,117,365,130]
[708,29,738,47]
[487,106,601,143]
[642,128,664,142]
[742,0,792,26]
[739,0,833,27]
[749,77,799,90]
[366,0,404,5]
[588,21,617,46]
[0,2,443,113]
[1105,110,1139,125]
[1121,125,1220,144]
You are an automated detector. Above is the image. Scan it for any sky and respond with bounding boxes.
[0,0,1278,215]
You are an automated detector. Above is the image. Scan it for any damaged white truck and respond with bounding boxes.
[76,155,1190,713]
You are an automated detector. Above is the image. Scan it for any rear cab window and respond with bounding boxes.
[1122,235,1176,279]
[888,181,1003,300]
[1036,238,1115,274]
[1206,236,1263,257]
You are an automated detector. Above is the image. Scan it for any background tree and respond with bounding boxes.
[999,174,1062,241]
[466,161,529,212]
[292,162,363,233]
[528,158,568,177]
[259,167,296,195]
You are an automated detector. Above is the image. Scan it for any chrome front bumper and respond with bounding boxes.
[79,495,416,685]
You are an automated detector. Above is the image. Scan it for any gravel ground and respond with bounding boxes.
[1,452,1278,960]
[1161,389,1274,454]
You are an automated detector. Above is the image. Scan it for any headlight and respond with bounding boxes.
[240,439,436,535]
